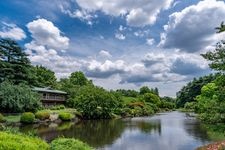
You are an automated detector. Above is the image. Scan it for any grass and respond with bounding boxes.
[50,138,93,150]
[122,96,139,104]
[0,131,49,150]
[204,124,225,141]
[4,115,21,123]
[2,108,79,123]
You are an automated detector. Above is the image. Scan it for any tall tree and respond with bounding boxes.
[32,65,57,88]
[69,71,89,86]
[139,86,151,95]
[176,74,219,108]
[0,38,31,84]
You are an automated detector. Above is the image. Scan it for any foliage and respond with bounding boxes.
[0,81,42,113]
[201,41,225,72]
[128,102,145,108]
[58,71,93,106]
[35,110,50,120]
[31,65,57,88]
[68,85,122,119]
[69,71,90,86]
[50,138,93,150]
[139,86,159,95]
[50,105,66,110]
[195,82,225,123]
[115,89,139,97]
[0,131,49,150]
[161,96,176,103]
[0,113,5,123]
[4,115,20,123]
[59,112,73,121]
[159,100,175,110]
[139,86,150,95]
[141,93,161,106]
[184,102,196,110]
[176,74,218,108]
[20,112,35,124]
[0,38,33,84]
[193,24,225,124]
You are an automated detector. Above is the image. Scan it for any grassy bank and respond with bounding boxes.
[0,130,93,150]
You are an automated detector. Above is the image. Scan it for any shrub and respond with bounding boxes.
[0,113,6,123]
[35,110,50,120]
[0,81,42,113]
[143,105,154,115]
[50,105,65,110]
[184,102,196,110]
[68,85,122,119]
[0,131,49,150]
[50,138,93,150]
[142,93,161,106]
[128,102,145,108]
[59,112,73,121]
[20,112,35,124]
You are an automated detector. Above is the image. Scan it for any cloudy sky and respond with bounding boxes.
[1,0,225,96]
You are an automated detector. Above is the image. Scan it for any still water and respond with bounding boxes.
[20,111,213,150]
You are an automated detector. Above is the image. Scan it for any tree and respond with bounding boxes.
[0,38,31,84]
[139,86,150,95]
[201,41,225,72]
[142,93,161,105]
[215,21,225,33]
[69,71,89,86]
[0,81,42,113]
[68,85,122,119]
[32,65,57,88]
[176,74,219,108]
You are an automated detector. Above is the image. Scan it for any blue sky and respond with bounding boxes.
[0,0,225,96]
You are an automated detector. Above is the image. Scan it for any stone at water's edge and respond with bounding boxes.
[197,140,225,150]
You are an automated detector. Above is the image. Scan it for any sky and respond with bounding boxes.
[0,0,225,97]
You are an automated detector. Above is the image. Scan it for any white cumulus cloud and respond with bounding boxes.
[64,0,174,27]
[0,22,26,40]
[27,18,69,50]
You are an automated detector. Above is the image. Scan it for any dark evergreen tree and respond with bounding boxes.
[0,38,31,84]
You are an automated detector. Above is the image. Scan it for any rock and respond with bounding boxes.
[50,114,59,122]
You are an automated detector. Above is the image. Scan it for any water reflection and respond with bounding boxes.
[19,111,214,150]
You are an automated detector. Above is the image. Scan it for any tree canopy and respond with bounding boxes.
[0,38,32,84]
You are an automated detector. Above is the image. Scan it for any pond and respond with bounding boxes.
[19,111,214,150]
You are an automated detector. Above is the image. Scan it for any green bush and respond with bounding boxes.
[20,112,35,124]
[35,110,50,120]
[50,138,93,150]
[142,93,161,106]
[0,81,42,113]
[50,105,65,110]
[0,131,49,150]
[184,102,196,110]
[68,85,122,119]
[0,113,6,123]
[59,112,73,121]
[128,102,145,108]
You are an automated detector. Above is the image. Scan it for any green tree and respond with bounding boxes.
[0,81,42,113]
[215,21,225,33]
[0,38,31,84]
[142,93,161,105]
[68,85,122,119]
[176,74,218,108]
[139,86,151,95]
[32,65,57,88]
[70,71,89,86]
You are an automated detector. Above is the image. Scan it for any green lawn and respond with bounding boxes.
[122,96,139,104]
[4,115,21,123]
